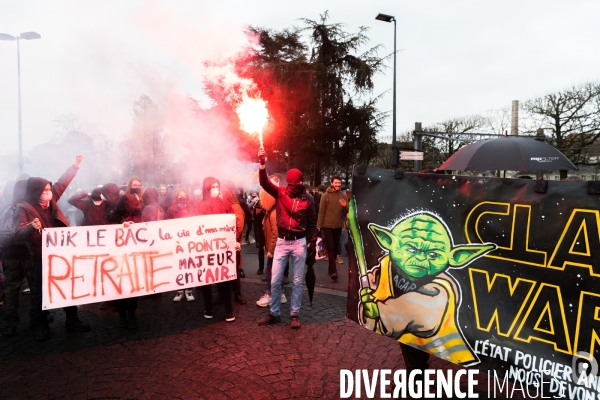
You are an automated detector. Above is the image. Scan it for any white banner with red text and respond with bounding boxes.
[41,214,237,309]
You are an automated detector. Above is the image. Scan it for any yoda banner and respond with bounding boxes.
[347,166,600,397]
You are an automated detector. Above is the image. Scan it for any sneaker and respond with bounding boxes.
[261,277,267,282]
[256,268,264,275]
[22,288,30,294]
[234,295,247,305]
[185,289,195,302]
[204,311,214,319]
[256,294,272,307]
[65,317,91,332]
[280,293,287,304]
[239,269,246,278]
[258,313,281,326]
[290,314,301,329]
[225,312,235,322]
[173,291,183,302]
[337,255,344,264]
[331,273,338,281]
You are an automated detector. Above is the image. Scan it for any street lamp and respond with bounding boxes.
[0,31,41,174]
[375,13,398,169]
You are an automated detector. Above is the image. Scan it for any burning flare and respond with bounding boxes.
[235,96,268,147]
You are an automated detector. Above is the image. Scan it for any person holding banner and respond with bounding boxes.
[110,186,144,329]
[195,176,237,322]
[166,188,195,302]
[256,148,317,329]
[14,155,91,341]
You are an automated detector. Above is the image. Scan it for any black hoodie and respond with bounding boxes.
[15,165,78,258]
[1,180,30,259]
[142,188,163,222]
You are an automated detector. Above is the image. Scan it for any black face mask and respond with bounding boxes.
[130,187,141,195]
[91,194,102,201]
[286,184,304,198]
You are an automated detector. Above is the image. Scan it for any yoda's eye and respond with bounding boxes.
[407,248,417,254]
[428,252,439,259]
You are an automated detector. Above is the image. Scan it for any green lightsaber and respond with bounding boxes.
[348,196,370,289]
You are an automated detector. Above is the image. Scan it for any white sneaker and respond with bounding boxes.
[185,289,195,302]
[281,293,287,304]
[256,294,272,307]
[173,291,183,302]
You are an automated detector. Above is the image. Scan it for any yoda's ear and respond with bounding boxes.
[449,243,497,268]
[369,224,396,251]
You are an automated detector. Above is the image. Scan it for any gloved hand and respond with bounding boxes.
[258,147,266,165]
[360,287,379,319]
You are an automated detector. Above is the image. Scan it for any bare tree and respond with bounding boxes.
[523,82,600,179]
[421,115,489,170]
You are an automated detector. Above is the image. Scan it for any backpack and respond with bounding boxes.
[0,205,17,247]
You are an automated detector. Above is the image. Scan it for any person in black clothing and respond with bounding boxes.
[142,187,164,222]
[14,155,91,341]
[2,180,38,337]
[108,176,144,329]
[68,187,106,226]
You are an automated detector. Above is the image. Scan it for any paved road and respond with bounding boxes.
[0,243,499,399]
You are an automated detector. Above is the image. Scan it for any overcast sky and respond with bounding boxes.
[1,0,599,157]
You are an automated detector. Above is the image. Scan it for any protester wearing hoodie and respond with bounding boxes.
[221,181,246,305]
[166,188,195,302]
[109,179,143,329]
[14,155,90,341]
[67,187,106,226]
[256,149,317,329]
[142,187,164,222]
[2,179,38,337]
[316,176,348,281]
[195,177,237,322]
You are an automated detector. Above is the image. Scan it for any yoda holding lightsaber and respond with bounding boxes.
[348,200,496,366]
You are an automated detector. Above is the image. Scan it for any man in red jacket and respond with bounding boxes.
[257,149,317,329]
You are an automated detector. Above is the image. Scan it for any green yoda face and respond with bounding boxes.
[369,213,496,281]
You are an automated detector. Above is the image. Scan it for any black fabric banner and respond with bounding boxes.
[347,166,600,397]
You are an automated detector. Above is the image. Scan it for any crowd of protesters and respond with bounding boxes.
[0,150,352,341]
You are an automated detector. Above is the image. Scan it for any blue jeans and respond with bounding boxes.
[265,257,284,295]
[270,237,306,317]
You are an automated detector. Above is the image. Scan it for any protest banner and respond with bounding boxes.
[347,166,600,398]
[42,214,236,310]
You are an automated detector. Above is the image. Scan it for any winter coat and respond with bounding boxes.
[194,177,234,216]
[2,180,30,259]
[142,188,164,222]
[317,187,348,230]
[110,194,143,224]
[68,192,106,226]
[14,165,78,259]
[259,168,317,243]
[259,189,278,254]
[221,182,245,242]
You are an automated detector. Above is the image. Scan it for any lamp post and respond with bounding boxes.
[0,31,41,174]
[375,13,398,169]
